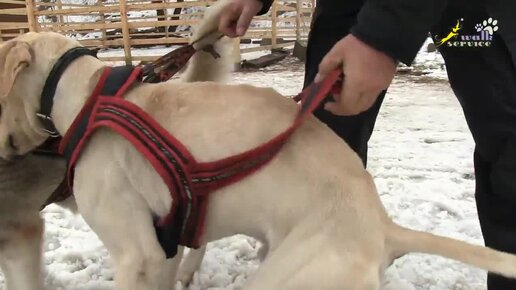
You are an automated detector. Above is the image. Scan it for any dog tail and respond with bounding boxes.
[180,0,234,83]
[387,224,516,278]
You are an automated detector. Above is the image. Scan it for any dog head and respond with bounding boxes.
[0,32,81,159]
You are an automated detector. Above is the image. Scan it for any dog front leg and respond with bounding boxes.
[156,247,184,290]
[0,217,44,290]
[73,184,167,290]
[176,245,207,287]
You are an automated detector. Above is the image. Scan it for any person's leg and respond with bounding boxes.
[303,10,386,167]
[433,3,516,289]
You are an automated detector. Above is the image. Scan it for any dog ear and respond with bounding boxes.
[0,40,32,100]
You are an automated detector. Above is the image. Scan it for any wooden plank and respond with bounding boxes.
[241,50,288,69]
[240,41,295,53]
[34,0,213,16]
[0,31,26,37]
[75,34,188,47]
[295,0,301,41]
[37,19,199,32]
[75,38,124,46]
[275,4,295,11]
[124,31,186,38]
[168,0,184,33]
[0,7,26,14]
[243,29,305,38]
[34,2,94,8]
[14,0,314,62]
[98,55,159,62]
[25,0,37,31]
[0,0,26,5]
[55,0,63,31]
[95,0,107,47]
[0,21,28,29]
[114,36,187,46]
[34,5,116,15]
[232,37,240,65]
[118,0,131,64]
[271,0,277,49]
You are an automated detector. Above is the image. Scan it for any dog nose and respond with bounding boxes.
[12,154,26,161]
[0,139,16,161]
[8,134,17,152]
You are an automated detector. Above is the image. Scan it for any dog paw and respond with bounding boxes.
[476,17,499,35]
[176,270,196,287]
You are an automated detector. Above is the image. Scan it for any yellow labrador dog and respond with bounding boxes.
[1,1,516,290]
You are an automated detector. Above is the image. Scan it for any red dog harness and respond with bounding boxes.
[38,45,341,258]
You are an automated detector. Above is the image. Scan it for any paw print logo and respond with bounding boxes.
[475,17,499,35]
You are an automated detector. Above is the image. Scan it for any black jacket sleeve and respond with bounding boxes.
[350,0,449,65]
[256,0,274,15]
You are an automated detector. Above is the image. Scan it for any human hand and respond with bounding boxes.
[218,0,263,38]
[314,34,397,116]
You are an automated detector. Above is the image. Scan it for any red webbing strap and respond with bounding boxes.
[59,66,201,254]
[191,68,342,179]
[95,98,204,247]
[96,67,206,248]
[141,44,196,83]
[95,98,195,210]
[186,68,342,243]
[58,65,341,249]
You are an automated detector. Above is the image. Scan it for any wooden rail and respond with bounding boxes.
[0,0,314,63]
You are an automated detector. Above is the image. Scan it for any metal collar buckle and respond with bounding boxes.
[36,113,60,137]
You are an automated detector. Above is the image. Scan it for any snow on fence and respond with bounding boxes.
[0,0,314,64]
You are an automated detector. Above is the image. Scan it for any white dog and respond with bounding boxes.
[1,1,516,289]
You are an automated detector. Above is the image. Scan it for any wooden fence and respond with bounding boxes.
[0,0,314,64]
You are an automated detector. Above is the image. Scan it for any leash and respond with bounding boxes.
[34,32,342,257]
[35,35,342,216]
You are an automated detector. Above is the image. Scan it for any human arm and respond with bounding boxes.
[350,0,449,66]
[315,0,449,116]
[218,0,272,38]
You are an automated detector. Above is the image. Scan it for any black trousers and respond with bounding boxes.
[304,2,516,289]
[303,16,386,168]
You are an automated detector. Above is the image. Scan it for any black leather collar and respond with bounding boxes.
[38,47,98,137]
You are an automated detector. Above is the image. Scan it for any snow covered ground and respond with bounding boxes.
[0,42,489,290]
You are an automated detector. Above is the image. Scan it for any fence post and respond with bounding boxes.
[295,0,301,41]
[271,0,277,50]
[56,0,64,30]
[96,0,107,48]
[232,37,241,68]
[25,0,38,32]
[119,0,132,65]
